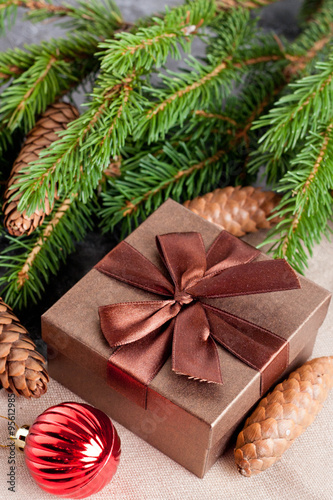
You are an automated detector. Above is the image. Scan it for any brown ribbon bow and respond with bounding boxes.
[95,231,300,407]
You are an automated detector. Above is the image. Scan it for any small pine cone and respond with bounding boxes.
[234,356,333,476]
[3,102,79,236]
[97,156,122,195]
[183,186,281,237]
[0,298,49,398]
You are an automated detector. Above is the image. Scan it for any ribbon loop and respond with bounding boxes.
[188,259,300,299]
[156,233,207,293]
[99,300,180,347]
[96,241,174,296]
[206,230,260,274]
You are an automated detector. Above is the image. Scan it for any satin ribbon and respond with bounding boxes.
[95,231,300,408]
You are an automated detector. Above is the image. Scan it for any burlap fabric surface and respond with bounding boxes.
[0,229,332,500]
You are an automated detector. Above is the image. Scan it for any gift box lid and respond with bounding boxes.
[42,199,331,459]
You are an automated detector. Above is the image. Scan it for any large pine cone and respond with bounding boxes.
[184,186,281,237]
[3,102,79,236]
[235,356,333,476]
[0,298,48,398]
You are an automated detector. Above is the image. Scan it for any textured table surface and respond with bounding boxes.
[1,1,332,499]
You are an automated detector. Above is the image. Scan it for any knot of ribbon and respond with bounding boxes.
[95,231,300,407]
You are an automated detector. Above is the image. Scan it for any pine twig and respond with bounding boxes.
[122,148,226,218]
[15,71,142,215]
[102,82,279,231]
[216,0,279,9]
[146,61,229,119]
[0,1,71,14]
[13,55,56,124]
[0,197,94,309]
[258,107,333,274]
[0,0,71,37]
[11,1,217,214]
[17,197,75,288]
[100,0,215,76]
[280,121,333,258]
[253,58,333,156]
[282,24,333,79]
[194,110,238,126]
[148,55,284,118]
[0,0,123,34]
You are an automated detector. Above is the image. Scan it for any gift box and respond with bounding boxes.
[42,199,331,478]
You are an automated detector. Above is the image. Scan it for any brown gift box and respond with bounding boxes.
[42,199,331,478]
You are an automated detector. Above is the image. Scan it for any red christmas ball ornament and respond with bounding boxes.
[12,402,121,499]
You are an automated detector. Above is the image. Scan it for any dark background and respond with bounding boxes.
[0,0,302,355]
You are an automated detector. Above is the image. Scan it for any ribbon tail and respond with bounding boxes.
[203,304,288,395]
[172,303,222,384]
[107,321,175,409]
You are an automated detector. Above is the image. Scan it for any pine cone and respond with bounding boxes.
[0,297,49,398]
[234,356,333,476]
[183,186,281,237]
[3,102,79,236]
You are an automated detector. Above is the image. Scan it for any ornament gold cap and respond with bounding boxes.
[12,425,30,452]
[0,415,30,452]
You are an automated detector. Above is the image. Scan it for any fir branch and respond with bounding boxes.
[0,1,124,87]
[194,109,238,126]
[216,0,278,9]
[100,76,279,233]
[1,0,70,13]
[16,71,144,214]
[12,2,218,211]
[135,8,286,143]
[1,0,332,308]
[123,149,226,218]
[188,42,286,143]
[251,11,333,271]
[0,0,71,36]
[25,0,123,37]
[100,0,215,76]
[0,197,94,309]
[302,125,333,193]
[254,57,333,157]
[0,54,75,131]
[0,0,123,38]
[287,0,333,65]
[12,5,287,215]
[99,138,230,234]
[17,196,75,288]
[135,53,284,143]
[10,55,58,125]
[262,121,333,273]
[208,9,283,64]
[285,28,333,77]
[141,59,231,122]
[248,6,333,185]
[248,149,297,186]
[299,0,324,22]
[0,0,18,35]
[0,31,110,132]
